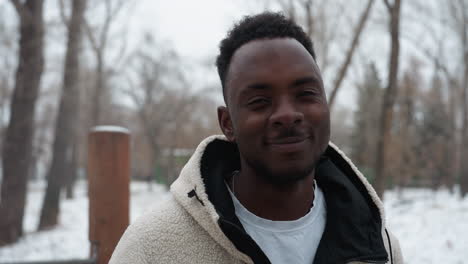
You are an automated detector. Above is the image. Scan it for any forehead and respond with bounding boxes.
[225,38,321,101]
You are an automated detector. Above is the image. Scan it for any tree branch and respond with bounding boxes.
[9,0,28,19]
[303,0,314,37]
[328,0,375,109]
[100,0,126,54]
[58,0,70,29]
[83,18,100,56]
[10,0,23,14]
[383,0,392,12]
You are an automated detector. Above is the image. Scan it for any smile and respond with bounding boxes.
[266,136,310,152]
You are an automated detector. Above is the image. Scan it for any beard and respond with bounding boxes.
[243,151,322,187]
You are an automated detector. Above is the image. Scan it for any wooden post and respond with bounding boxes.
[88,126,130,264]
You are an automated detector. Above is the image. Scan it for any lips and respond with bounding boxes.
[267,135,308,145]
[265,135,310,153]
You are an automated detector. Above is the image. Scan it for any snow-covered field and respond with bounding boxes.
[384,188,468,264]
[1,180,467,263]
[0,180,169,262]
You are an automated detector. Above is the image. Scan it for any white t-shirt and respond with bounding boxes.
[227,181,326,264]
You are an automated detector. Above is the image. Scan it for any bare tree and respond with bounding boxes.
[394,60,418,189]
[453,0,468,197]
[38,0,86,230]
[275,0,374,110]
[0,6,16,156]
[303,0,313,37]
[350,63,383,178]
[64,140,79,199]
[327,0,375,109]
[83,0,126,126]
[275,0,344,75]
[418,45,460,191]
[0,0,44,245]
[418,72,452,189]
[374,0,402,199]
[404,0,461,191]
[122,34,211,185]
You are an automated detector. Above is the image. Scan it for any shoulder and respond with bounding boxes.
[110,195,197,264]
[110,194,240,264]
[132,194,195,235]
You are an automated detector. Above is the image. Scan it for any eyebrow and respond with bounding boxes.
[292,77,321,87]
[245,77,320,91]
[238,83,271,99]
[238,76,321,98]
[246,83,271,90]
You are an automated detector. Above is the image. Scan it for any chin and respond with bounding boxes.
[255,162,316,186]
[243,150,323,186]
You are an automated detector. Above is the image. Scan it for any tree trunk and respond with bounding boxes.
[459,0,468,197]
[38,0,86,230]
[374,0,402,199]
[65,140,79,199]
[286,0,297,23]
[445,75,458,192]
[328,0,375,110]
[0,0,44,245]
[304,0,313,37]
[91,55,104,126]
[461,85,468,196]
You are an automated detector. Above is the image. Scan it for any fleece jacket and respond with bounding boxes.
[110,135,403,264]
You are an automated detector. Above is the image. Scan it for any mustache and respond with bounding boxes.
[266,127,309,144]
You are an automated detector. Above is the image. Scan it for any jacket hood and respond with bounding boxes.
[170,135,388,264]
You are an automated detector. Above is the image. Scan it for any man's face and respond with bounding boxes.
[218,38,330,185]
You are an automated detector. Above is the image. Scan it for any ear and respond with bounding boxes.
[217,106,235,142]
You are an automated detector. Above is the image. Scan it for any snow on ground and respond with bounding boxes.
[384,187,468,264]
[0,180,169,262]
[1,180,467,263]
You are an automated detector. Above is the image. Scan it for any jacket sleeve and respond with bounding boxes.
[384,229,404,264]
[109,223,148,264]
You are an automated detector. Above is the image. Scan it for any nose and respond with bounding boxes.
[269,98,303,128]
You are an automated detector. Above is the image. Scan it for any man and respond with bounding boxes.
[110,12,403,264]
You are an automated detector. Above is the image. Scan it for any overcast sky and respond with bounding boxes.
[131,0,254,61]
[124,0,278,104]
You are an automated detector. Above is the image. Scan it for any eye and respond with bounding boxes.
[246,96,270,110]
[247,97,269,105]
[297,90,318,98]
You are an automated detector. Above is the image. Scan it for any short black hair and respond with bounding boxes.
[216,12,316,100]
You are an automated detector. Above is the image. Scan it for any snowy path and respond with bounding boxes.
[1,181,467,263]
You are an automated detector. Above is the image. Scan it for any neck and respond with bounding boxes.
[233,165,315,221]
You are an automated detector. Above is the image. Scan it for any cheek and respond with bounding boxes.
[318,110,330,129]
[234,111,266,138]
[309,103,329,120]
[306,105,330,132]
[315,107,331,144]
[319,107,330,128]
